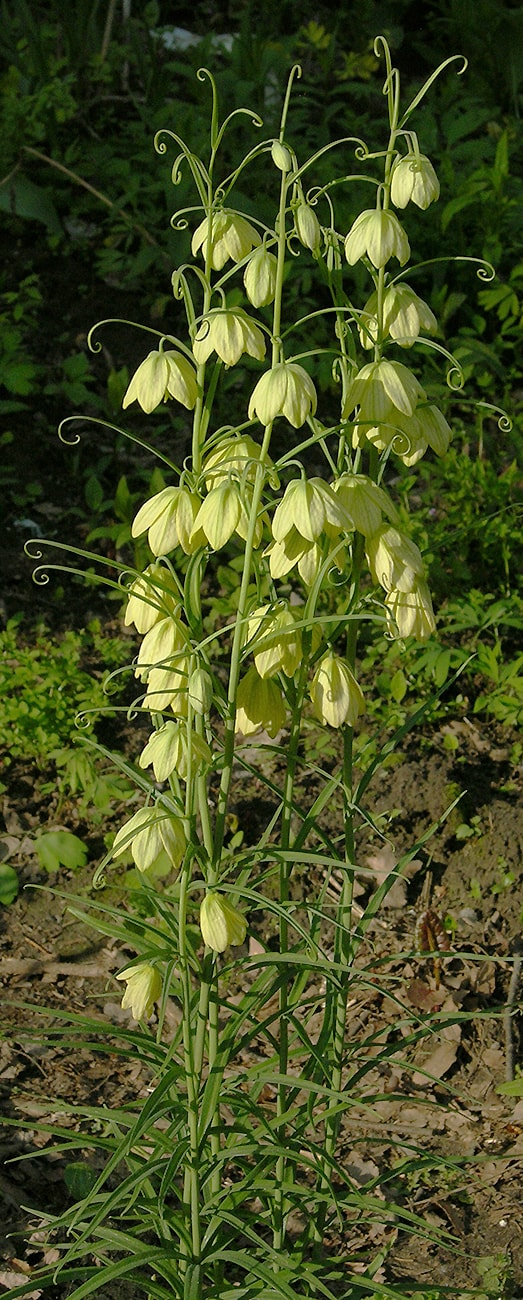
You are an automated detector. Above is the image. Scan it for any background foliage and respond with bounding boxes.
[1,0,523,747]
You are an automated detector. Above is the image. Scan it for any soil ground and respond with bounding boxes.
[1,705,522,1298]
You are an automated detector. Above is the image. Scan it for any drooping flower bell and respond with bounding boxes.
[359,283,438,350]
[122,350,198,413]
[200,893,247,953]
[294,200,322,253]
[391,152,440,210]
[235,666,287,737]
[310,653,365,728]
[131,485,204,556]
[124,562,179,635]
[139,720,211,783]
[112,806,186,873]
[333,474,399,537]
[249,362,317,428]
[271,477,346,545]
[244,245,278,307]
[344,209,410,269]
[135,615,190,712]
[246,603,302,679]
[192,309,266,368]
[190,480,243,551]
[202,434,278,492]
[366,524,425,593]
[385,579,436,640]
[343,359,425,427]
[191,209,260,270]
[115,962,162,1020]
[187,665,213,715]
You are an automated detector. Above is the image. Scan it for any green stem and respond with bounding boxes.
[272,648,311,1251]
[178,856,202,1279]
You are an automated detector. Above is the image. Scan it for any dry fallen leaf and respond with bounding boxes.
[412,1021,461,1087]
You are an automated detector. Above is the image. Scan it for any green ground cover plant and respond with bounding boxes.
[3,32,520,1300]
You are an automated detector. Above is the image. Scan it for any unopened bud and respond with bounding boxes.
[271,141,293,172]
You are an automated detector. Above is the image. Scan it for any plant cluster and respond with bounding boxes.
[4,35,516,1300]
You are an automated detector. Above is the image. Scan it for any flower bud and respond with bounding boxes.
[344,209,410,269]
[243,246,278,308]
[115,962,162,1020]
[200,893,247,953]
[294,202,322,253]
[391,153,440,210]
[188,666,213,714]
[310,653,365,728]
[271,140,293,172]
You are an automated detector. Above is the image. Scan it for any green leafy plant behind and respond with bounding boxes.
[4,38,516,1300]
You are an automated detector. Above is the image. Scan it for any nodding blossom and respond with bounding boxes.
[200,893,247,953]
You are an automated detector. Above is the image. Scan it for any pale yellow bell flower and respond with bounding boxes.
[192,309,266,368]
[132,485,204,556]
[343,359,425,424]
[142,654,190,714]
[385,579,436,640]
[190,481,243,550]
[363,410,428,466]
[200,893,247,953]
[366,524,425,593]
[333,475,398,536]
[415,404,452,457]
[243,245,278,307]
[191,209,260,270]
[139,721,211,782]
[246,604,302,679]
[203,434,278,492]
[391,153,440,210]
[112,807,186,873]
[235,666,287,737]
[271,477,345,545]
[344,209,410,269]
[263,527,315,580]
[135,616,188,681]
[249,362,317,428]
[124,562,179,634]
[122,350,198,413]
[359,283,438,350]
[115,963,162,1020]
[310,653,365,728]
